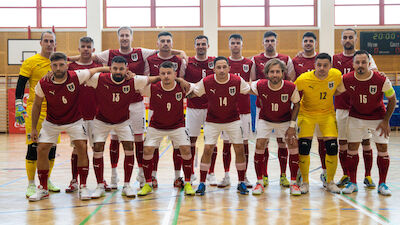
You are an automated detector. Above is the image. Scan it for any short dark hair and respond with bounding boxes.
[342,28,357,37]
[158,31,173,39]
[354,50,370,61]
[79,36,94,44]
[264,58,287,75]
[195,35,209,44]
[41,31,56,42]
[160,61,174,69]
[213,56,229,66]
[117,26,133,35]
[264,31,277,39]
[303,32,317,40]
[111,56,127,64]
[229,34,243,41]
[315,53,332,63]
[50,52,67,62]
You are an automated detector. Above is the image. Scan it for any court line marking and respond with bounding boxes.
[171,189,183,225]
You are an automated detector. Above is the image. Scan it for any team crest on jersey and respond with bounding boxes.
[243,64,249,73]
[229,86,236,96]
[172,62,178,71]
[176,92,183,101]
[131,53,138,61]
[328,81,334,90]
[66,83,75,92]
[208,61,214,69]
[281,94,289,103]
[369,85,377,95]
[122,85,130,94]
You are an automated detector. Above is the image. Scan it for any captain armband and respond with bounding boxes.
[384,87,395,98]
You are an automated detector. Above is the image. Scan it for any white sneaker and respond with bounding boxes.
[122,185,136,198]
[110,175,119,189]
[217,176,231,188]
[207,173,217,186]
[290,184,302,196]
[300,183,309,194]
[244,177,253,188]
[79,185,91,201]
[91,184,106,199]
[326,181,341,194]
[29,186,49,202]
[342,182,358,194]
[378,183,392,196]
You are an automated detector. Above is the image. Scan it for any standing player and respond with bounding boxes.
[144,31,187,187]
[294,53,342,194]
[184,35,215,184]
[333,28,378,189]
[218,34,254,188]
[137,61,195,196]
[15,31,60,197]
[251,59,301,196]
[337,50,396,195]
[66,36,104,193]
[251,31,295,186]
[28,52,108,201]
[191,56,250,196]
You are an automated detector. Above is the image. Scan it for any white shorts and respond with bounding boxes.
[186,107,207,137]
[84,120,94,147]
[39,119,86,144]
[147,109,153,127]
[255,107,261,131]
[204,120,243,145]
[256,120,290,139]
[110,101,145,137]
[144,127,190,147]
[92,119,134,143]
[347,117,388,144]
[336,109,349,140]
[222,113,251,141]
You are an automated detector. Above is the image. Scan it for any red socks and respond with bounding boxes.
[110,139,120,168]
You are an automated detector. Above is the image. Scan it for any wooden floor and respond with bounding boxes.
[1,132,400,225]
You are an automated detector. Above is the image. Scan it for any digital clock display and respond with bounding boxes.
[360,31,400,55]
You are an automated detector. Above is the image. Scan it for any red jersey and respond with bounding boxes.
[343,71,388,120]
[333,53,353,110]
[148,82,186,129]
[253,53,290,80]
[146,54,184,77]
[68,61,102,120]
[254,80,297,122]
[229,57,253,114]
[184,56,215,109]
[38,71,82,125]
[292,55,316,80]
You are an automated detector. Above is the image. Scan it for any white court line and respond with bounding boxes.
[162,190,179,225]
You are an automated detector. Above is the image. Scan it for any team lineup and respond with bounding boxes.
[14,27,397,202]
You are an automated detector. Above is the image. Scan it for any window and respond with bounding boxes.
[219,0,316,27]
[0,0,86,28]
[105,0,201,28]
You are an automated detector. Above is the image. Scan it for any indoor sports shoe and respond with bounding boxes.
[103,180,112,192]
[300,183,309,194]
[363,176,376,189]
[263,176,269,187]
[26,183,36,198]
[79,185,91,201]
[290,184,301,196]
[65,179,79,193]
[327,181,341,194]
[122,185,136,198]
[237,182,249,195]
[196,183,206,196]
[336,175,350,188]
[244,177,253,188]
[174,177,184,188]
[91,183,106,199]
[207,173,217,186]
[152,176,158,188]
[217,176,231,188]
[320,172,327,187]
[252,183,264,195]
[342,182,358,194]
[138,183,153,196]
[280,174,290,188]
[378,183,392,196]
[29,186,49,202]
[48,180,60,192]
[110,175,119,189]
[184,183,196,196]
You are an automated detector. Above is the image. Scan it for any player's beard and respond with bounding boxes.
[356,67,365,75]
[344,43,354,51]
[53,71,66,79]
[269,77,281,85]
[112,73,124,82]
[266,46,275,53]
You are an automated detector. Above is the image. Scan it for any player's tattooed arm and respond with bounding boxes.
[31,94,44,143]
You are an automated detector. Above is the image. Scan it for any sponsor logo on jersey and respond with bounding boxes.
[104,84,109,89]
[369,85,377,95]
[172,62,178,71]
[122,85,130,94]
[243,64,249,73]
[298,63,304,67]
[328,81,334,90]
[229,86,236,96]
[208,61,214,69]
[209,89,216,94]
[349,86,355,91]
[176,92,182,101]
[67,83,75,92]
[281,94,289,103]
[49,90,55,95]
[157,94,162,99]
[131,53,138,61]
[337,61,342,65]
[262,94,268,99]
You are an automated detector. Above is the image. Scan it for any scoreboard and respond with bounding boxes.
[360,31,400,55]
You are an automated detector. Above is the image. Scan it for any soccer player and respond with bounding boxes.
[144,31,187,188]
[184,35,215,184]
[15,31,60,197]
[66,36,104,193]
[137,61,195,196]
[333,28,379,189]
[191,56,250,196]
[250,59,301,196]
[294,53,342,194]
[28,52,108,201]
[337,50,396,196]
[85,56,157,199]
[252,31,296,187]
[218,34,255,188]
